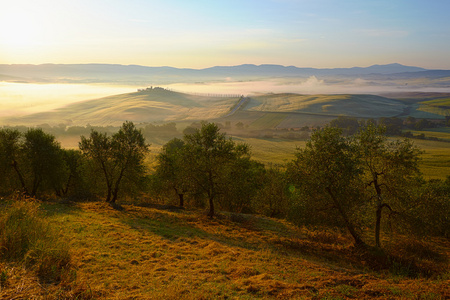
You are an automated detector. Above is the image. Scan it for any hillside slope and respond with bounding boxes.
[6,88,240,126]
[5,89,411,127]
[1,201,448,299]
[245,94,406,118]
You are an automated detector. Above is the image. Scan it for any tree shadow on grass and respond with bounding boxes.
[40,199,86,216]
[115,203,301,254]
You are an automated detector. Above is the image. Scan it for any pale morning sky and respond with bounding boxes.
[1,0,449,69]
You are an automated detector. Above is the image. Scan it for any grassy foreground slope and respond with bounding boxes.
[2,201,448,299]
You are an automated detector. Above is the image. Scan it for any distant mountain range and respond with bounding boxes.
[1,63,449,84]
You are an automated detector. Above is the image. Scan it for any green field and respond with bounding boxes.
[411,139,450,180]
[408,128,450,141]
[234,137,304,166]
[236,136,450,180]
[248,113,287,130]
[421,98,450,108]
[246,94,406,118]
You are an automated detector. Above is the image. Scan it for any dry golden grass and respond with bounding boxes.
[1,201,448,299]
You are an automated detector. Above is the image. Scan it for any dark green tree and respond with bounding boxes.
[329,116,360,135]
[183,122,250,217]
[58,149,87,198]
[155,138,189,207]
[217,158,265,213]
[0,128,67,197]
[253,167,290,218]
[79,121,149,203]
[23,128,67,197]
[355,124,423,248]
[287,127,365,246]
[0,129,28,195]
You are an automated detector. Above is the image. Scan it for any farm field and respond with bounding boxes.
[411,139,450,180]
[237,137,450,180]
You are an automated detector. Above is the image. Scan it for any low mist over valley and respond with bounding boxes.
[2,0,450,297]
[1,63,450,126]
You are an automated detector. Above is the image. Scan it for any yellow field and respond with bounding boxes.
[235,137,303,166]
[412,139,450,180]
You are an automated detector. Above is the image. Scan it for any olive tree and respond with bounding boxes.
[0,128,67,197]
[182,122,250,217]
[0,129,28,194]
[23,128,67,196]
[79,121,149,203]
[287,127,366,246]
[155,138,190,207]
[354,124,423,248]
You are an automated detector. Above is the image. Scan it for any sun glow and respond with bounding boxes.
[0,8,43,47]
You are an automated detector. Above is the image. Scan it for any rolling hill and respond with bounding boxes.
[3,87,419,129]
[244,94,406,117]
[4,87,241,126]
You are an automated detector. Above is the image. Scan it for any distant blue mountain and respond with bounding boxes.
[0,63,444,84]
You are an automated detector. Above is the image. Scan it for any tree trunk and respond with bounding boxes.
[106,185,112,202]
[111,167,126,204]
[375,202,382,248]
[31,175,40,197]
[111,188,118,203]
[208,196,215,218]
[207,170,215,218]
[12,160,29,196]
[178,193,184,207]
[62,174,72,196]
[326,187,365,247]
[373,176,383,248]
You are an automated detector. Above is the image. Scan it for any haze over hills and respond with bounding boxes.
[1,63,448,85]
[1,63,450,127]
[1,87,420,127]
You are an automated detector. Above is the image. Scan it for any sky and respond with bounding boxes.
[1,0,449,69]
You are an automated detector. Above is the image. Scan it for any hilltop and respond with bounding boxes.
[3,87,241,126]
[3,88,415,127]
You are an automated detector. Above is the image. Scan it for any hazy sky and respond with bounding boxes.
[1,0,449,69]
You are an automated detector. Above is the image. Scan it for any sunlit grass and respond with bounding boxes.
[1,201,446,299]
[234,137,302,166]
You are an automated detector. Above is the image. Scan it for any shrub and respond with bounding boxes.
[0,199,71,283]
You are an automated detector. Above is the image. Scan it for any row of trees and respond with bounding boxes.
[329,115,448,136]
[153,122,448,247]
[1,121,448,248]
[0,122,148,203]
[1,122,179,142]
